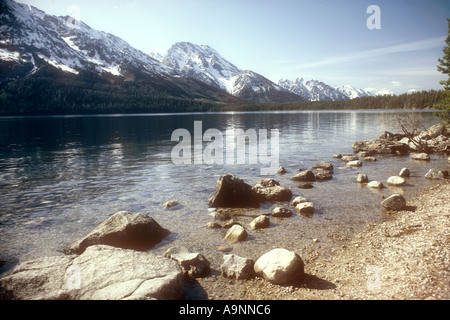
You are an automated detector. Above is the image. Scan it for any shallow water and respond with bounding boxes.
[0,110,448,272]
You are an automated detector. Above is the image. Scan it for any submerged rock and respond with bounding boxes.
[63,211,170,255]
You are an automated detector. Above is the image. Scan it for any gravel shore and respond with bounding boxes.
[193,180,449,300]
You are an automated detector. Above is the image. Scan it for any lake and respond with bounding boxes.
[0,110,448,272]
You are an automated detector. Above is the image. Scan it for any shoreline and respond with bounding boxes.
[193,180,449,300]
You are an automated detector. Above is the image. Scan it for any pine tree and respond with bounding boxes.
[434,19,450,123]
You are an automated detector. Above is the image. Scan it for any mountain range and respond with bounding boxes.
[0,0,375,114]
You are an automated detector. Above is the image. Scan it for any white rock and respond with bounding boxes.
[254,248,305,285]
[387,176,406,186]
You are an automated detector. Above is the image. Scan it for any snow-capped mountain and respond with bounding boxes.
[159,42,303,103]
[0,0,175,81]
[278,78,372,101]
[0,0,373,105]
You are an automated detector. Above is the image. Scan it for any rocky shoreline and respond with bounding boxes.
[0,123,449,300]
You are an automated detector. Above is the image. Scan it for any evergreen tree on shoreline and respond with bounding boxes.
[434,19,450,123]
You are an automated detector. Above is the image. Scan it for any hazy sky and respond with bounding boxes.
[15,0,450,94]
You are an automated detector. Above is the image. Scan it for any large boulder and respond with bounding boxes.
[221,255,255,280]
[208,174,260,208]
[0,245,184,300]
[381,194,407,211]
[254,248,305,285]
[63,211,170,255]
[252,179,293,202]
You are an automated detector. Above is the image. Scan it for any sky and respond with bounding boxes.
[15,0,450,94]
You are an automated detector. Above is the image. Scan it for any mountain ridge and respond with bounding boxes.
[1,0,379,114]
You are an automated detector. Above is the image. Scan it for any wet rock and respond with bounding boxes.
[387,176,406,186]
[252,179,292,203]
[163,200,179,209]
[0,245,184,300]
[291,170,316,182]
[356,173,369,183]
[296,202,314,215]
[367,181,384,189]
[208,174,260,208]
[205,222,222,229]
[411,153,430,161]
[224,225,248,243]
[249,215,270,229]
[272,207,293,218]
[164,246,211,278]
[315,171,333,181]
[341,155,359,162]
[399,168,410,178]
[312,162,334,171]
[346,160,362,167]
[425,169,449,180]
[364,156,377,162]
[381,194,407,211]
[63,211,170,255]
[292,196,308,207]
[221,254,255,280]
[277,166,286,174]
[254,248,305,285]
[333,153,342,159]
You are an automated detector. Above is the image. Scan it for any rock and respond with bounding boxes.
[249,215,270,229]
[387,176,406,186]
[208,174,260,208]
[357,151,373,157]
[0,245,184,300]
[381,194,407,211]
[367,181,384,189]
[163,200,179,209]
[399,168,410,178]
[312,162,334,171]
[224,225,248,243]
[364,156,377,162]
[448,156,450,163]
[252,179,293,202]
[296,202,314,215]
[315,171,333,181]
[356,173,369,183]
[341,155,359,162]
[272,207,293,218]
[346,160,362,167]
[277,166,286,174]
[411,153,430,161]
[221,255,255,280]
[254,248,305,285]
[63,211,170,255]
[297,182,314,189]
[291,170,316,182]
[292,196,308,206]
[163,247,211,278]
[223,219,241,229]
[333,153,342,159]
[425,169,449,180]
[205,221,222,229]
